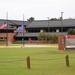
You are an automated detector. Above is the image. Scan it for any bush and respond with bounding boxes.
[50,34,58,43]
[38,32,58,43]
[67,29,75,34]
[0,39,6,41]
[38,31,46,40]
[13,41,23,44]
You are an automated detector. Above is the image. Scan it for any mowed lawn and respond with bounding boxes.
[0,47,75,75]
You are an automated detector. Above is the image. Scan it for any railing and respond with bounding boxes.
[0,55,75,69]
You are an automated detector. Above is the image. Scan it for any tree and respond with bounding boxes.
[38,31,58,43]
[50,17,61,20]
[50,34,58,43]
[38,31,46,41]
[67,29,75,34]
[27,17,34,22]
[50,18,58,20]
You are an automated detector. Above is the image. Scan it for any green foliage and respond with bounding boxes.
[50,17,61,20]
[50,18,58,20]
[38,31,46,40]
[50,34,58,43]
[67,28,75,34]
[38,32,58,43]
[0,39,6,41]
[13,41,23,44]
[27,17,34,22]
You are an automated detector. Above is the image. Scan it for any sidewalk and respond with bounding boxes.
[24,44,57,47]
[0,44,57,48]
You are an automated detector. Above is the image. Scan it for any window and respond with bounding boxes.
[1,37,3,39]
[40,29,44,32]
[56,29,59,32]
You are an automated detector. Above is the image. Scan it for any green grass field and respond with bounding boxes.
[0,47,75,75]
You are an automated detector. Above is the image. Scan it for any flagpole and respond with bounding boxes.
[6,12,8,46]
[61,12,63,35]
[23,14,24,47]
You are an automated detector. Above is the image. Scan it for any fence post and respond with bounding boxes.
[65,55,69,67]
[27,56,31,69]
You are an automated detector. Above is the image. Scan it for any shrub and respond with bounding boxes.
[50,34,58,43]
[0,39,6,41]
[67,29,75,34]
[38,32,58,43]
[13,41,23,44]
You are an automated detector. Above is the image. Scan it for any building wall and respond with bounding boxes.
[8,33,16,43]
[0,41,6,44]
[0,33,16,44]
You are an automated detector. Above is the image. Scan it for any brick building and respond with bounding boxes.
[0,19,75,44]
[0,19,30,44]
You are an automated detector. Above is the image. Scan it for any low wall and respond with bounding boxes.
[13,40,52,44]
[0,41,6,44]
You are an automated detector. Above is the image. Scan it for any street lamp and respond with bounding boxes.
[61,12,64,34]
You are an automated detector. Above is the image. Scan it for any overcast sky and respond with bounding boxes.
[0,0,75,20]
